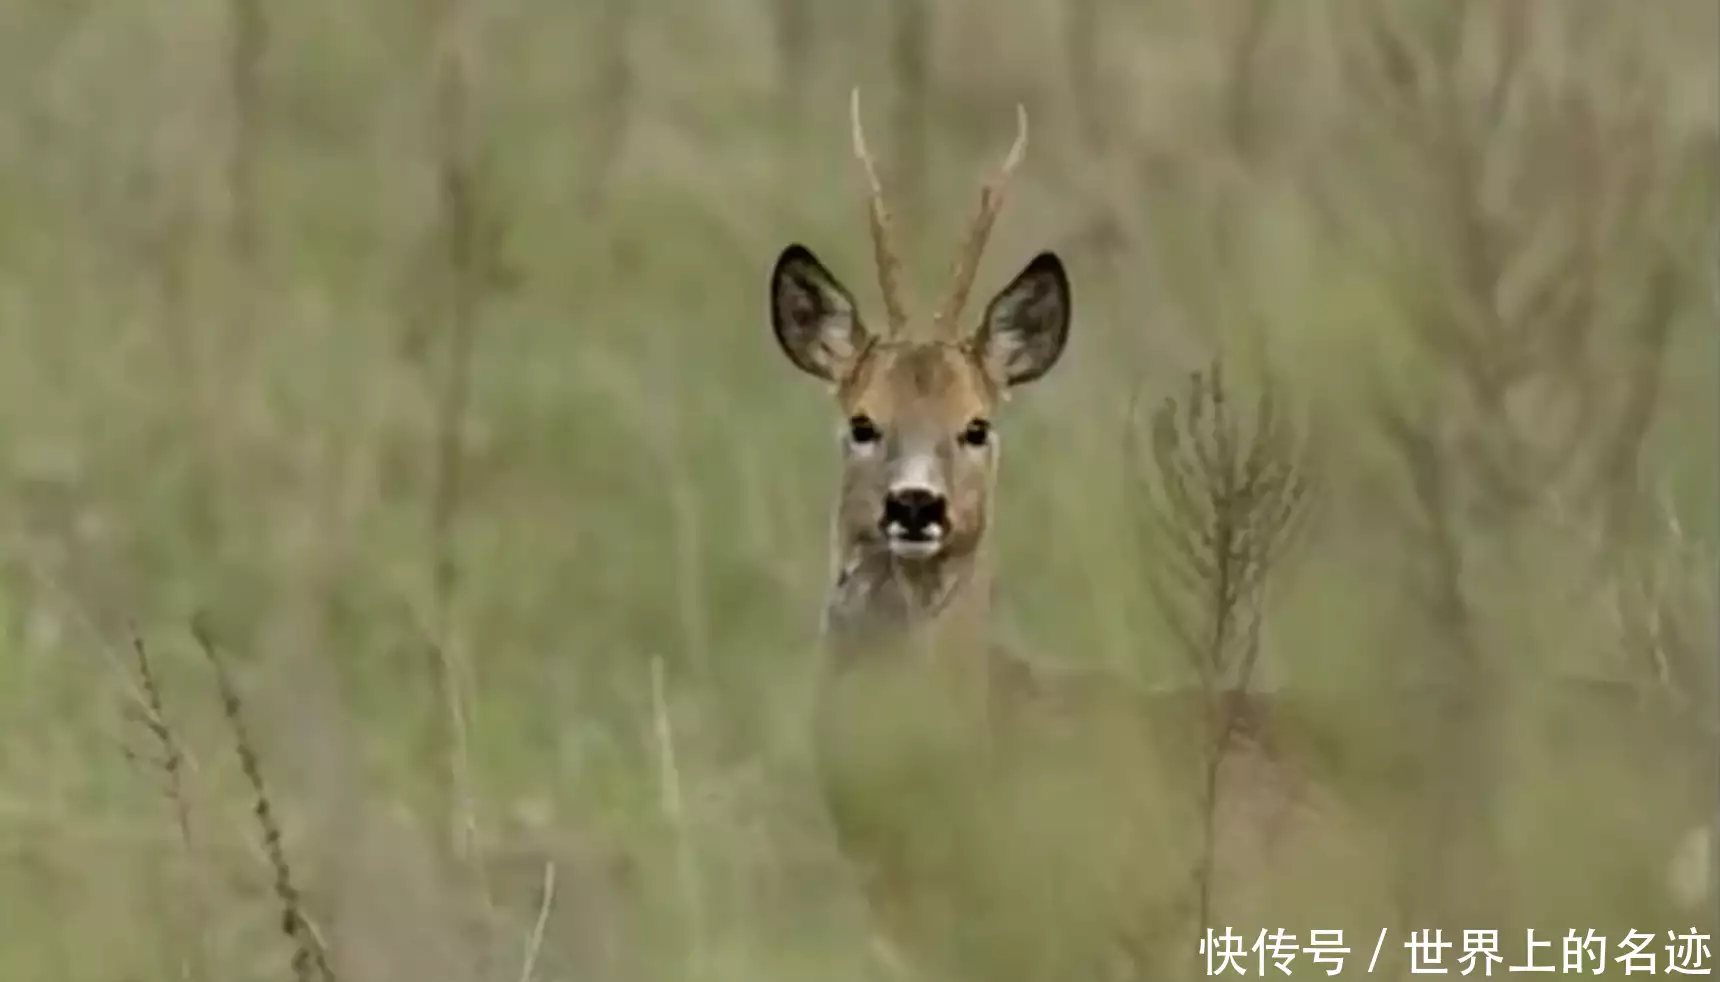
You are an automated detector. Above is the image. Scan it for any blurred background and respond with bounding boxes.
[0,0,1714,979]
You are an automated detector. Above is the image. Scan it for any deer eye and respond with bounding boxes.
[847,414,881,446]
[959,418,992,448]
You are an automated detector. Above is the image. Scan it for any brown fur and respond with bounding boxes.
[767,103,1395,979]
[771,251,1391,980]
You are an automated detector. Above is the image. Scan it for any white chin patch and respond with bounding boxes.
[884,523,945,559]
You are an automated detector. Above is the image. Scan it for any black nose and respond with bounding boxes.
[883,487,947,537]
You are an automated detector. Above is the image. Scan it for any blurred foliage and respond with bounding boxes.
[0,0,1713,979]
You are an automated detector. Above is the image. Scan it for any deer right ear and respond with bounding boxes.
[771,244,870,382]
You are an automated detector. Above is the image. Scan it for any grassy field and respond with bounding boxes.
[0,0,1715,979]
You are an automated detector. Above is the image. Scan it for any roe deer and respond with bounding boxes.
[766,91,1395,980]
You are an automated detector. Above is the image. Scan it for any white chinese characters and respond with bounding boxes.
[1200,928,1713,976]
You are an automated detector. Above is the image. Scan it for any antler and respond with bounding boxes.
[934,104,1029,334]
[850,88,910,334]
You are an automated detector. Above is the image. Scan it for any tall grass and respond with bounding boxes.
[0,0,1713,979]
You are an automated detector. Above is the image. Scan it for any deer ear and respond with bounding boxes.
[973,252,1070,387]
[771,244,871,383]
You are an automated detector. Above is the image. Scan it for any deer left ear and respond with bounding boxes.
[973,252,1071,387]
[771,244,871,383]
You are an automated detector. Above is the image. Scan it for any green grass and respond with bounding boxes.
[0,0,1715,979]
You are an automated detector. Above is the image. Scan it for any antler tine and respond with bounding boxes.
[935,104,1029,334]
[850,87,910,332]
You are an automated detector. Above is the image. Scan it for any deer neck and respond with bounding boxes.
[821,535,995,666]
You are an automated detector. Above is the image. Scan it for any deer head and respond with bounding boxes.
[770,91,1070,637]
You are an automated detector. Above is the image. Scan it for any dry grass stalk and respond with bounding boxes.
[771,0,812,120]
[1138,358,1313,694]
[131,630,197,859]
[423,0,504,911]
[428,0,482,621]
[1134,355,1314,931]
[126,628,210,982]
[650,656,707,979]
[1602,494,1720,727]
[1224,0,1273,164]
[191,615,337,982]
[1062,0,1102,149]
[890,0,931,238]
[515,862,557,982]
[1596,257,1684,549]
[224,0,265,262]
[587,0,636,212]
